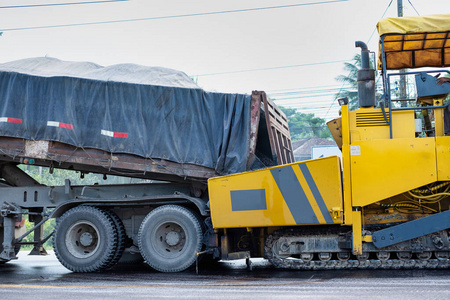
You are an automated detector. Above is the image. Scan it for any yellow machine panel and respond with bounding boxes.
[350,137,437,207]
[436,136,450,181]
[348,108,415,142]
[208,156,343,229]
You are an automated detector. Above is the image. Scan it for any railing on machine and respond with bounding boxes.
[379,32,450,139]
[383,69,450,138]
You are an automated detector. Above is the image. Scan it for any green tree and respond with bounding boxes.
[21,217,55,250]
[20,165,136,186]
[335,54,360,110]
[280,106,332,141]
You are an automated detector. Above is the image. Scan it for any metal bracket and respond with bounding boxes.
[0,215,17,260]
[372,210,450,248]
[379,101,390,125]
[15,218,44,243]
[0,202,23,260]
[1,202,21,217]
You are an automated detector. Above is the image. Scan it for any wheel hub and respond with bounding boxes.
[65,220,100,259]
[80,232,94,247]
[165,231,181,246]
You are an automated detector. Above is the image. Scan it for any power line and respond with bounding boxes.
[0,0,348,31]
[276,99,346,105]
[276,103,340,111]
[274,95,350,103]
[0,0,128,9]
[268,84,347,93]
[269,86,352,96]
[324,0,394,119]
[290,103,338,108]
[291,126,329,129]
[407,0,420,16]
[193,60,349,77]
[274,96,348,105]
[273,96,343,102]
[366,0,393,45]
[272,94,349,102]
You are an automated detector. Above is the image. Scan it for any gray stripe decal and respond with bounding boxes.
[230,189,267,211]
[270,166,318,224]
[299,164,334,223]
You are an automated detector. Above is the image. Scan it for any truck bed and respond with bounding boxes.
[0,92,293,182]
[0,58,293,182]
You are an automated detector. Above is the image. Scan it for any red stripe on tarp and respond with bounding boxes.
[113,132,128,138]
[59,122,73,129]
[8,118,22,124]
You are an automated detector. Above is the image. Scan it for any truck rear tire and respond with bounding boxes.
[102,209,126,269]
[138,205,203,272]
[53,206,118,272]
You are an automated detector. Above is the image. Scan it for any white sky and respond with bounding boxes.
[1,0,449,120]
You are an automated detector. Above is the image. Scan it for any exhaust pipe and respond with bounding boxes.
[355,41,376,108]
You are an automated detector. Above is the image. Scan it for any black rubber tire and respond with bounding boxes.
[102,209,127,269]
[138,205,203,272]
[53,206,118,272]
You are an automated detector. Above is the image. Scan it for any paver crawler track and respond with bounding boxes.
[264,230,450,270]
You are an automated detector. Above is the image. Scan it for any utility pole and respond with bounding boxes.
[398,0,407,105]
[397,0,403,17]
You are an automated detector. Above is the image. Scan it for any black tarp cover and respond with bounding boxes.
[0,58,253,175]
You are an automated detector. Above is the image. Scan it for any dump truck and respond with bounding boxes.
[0,57,294,272]
[1,14,450,272]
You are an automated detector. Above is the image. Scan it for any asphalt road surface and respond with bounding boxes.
[0,251,449,300]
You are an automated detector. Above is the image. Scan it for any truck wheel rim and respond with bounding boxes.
[65,220,101,259]
[154,222,186,256]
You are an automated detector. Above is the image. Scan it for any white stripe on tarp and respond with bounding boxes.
[101,129,114,137]
[47,121,73,129]
[101,129,128,138]
[0,117,22,123]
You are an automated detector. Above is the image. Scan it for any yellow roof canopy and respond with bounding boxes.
[377,14,450,70]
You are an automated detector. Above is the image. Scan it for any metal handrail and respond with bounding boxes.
[380,34,449,138]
